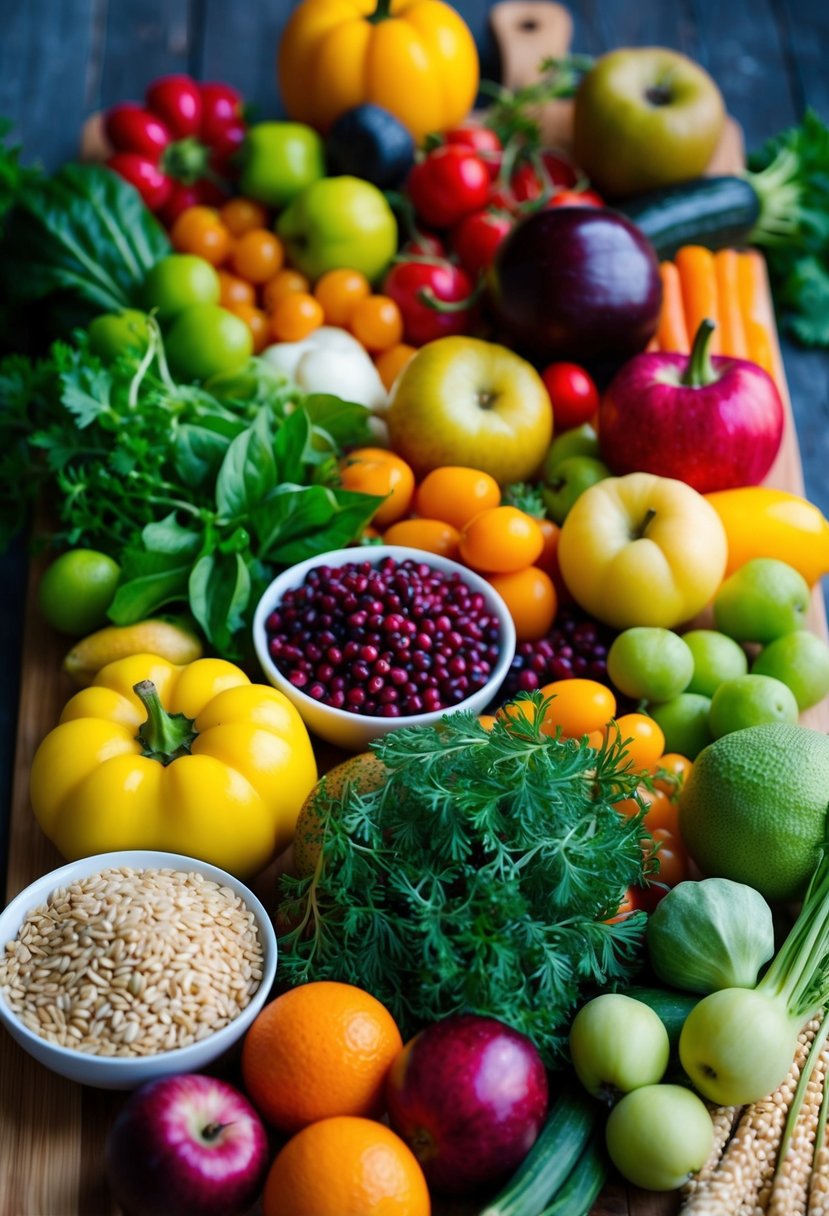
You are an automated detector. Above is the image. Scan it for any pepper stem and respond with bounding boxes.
[681,318,719,388]
[133,680,198,765]
[368,0,393,22]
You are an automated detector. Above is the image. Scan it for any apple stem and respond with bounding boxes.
[133,680,198,765]
[682,318,720,388]
[201,1122,227,1141]
[636,507,657,538]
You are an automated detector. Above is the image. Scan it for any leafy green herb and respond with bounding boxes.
[278,701,652,1064]
[747,109,829,346]
[481,56,593,151]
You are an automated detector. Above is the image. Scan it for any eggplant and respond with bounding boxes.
[325,104,415,190]
[487,208,663,371]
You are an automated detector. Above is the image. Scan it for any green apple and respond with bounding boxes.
[713,557,811,644]
[277,176,398,284]
[386,336,553,485]
[557,472,728,630]
[752,631,829,710]
[573,47,726,197]
[682,629,749,698]
[649,693,713,759]
[88,309,150,360]
[569,994,669,1102]
[540,455,611,524]
[142,254,219,322]
[605,1084,714,1191]
[607,627,694,703]
[541,423,600,479]
[708,674,799,738]
[238,121,325,209]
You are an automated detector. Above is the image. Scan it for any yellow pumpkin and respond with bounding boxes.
[277,0,480,142]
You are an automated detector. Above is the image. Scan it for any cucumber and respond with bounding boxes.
[614,176,761,259]
[479,1086,599,1216]
[623,985,700,1052]
[537,1139,607,1216]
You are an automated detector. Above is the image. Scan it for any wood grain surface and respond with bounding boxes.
[1,4,828,1215]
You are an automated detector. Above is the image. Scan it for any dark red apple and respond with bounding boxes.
[598,318,785,492]
[385,1013,549,1195]
[105,1073,269,1216]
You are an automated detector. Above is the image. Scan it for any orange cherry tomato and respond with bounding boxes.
[535,517,562,575]
[262,269,311,312]
[269,291,325,342]
[459,506,544,574]
[415,467,501,531]
[349,295,404,353]
[643,790,681,835]
[314,268,371,327]
[603,886,637,924]
[649,752,693,797]
[648,829,690,888]
[232,229,284,283]
[615,783,661,820]
[339,448,415,528]
[537,678,617,738]
[218,270,255,309]
[219,197,269,237]
[488,566,557,642]
[375,343,417,392]
[478,714,498,731]
[382,517,461,559]
[170,206,232,266]
[607,713,666,771]
[228,302,270,354]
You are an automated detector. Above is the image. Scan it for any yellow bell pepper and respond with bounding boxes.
[705,486,829,586]
[277,0,480,142]
[30,654,318,879]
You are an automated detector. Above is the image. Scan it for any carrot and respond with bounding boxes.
[675,245,721,353]
[736,250,779,380]
[655,261,690,353]
[713,250,748,358]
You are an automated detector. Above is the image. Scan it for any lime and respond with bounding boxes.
[752,630,829,710]
[679,723,829,901]
[38,549,120,636]
[708,673,799,738]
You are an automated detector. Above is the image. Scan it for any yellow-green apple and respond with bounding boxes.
[573,47,726,197]
[557,472,728,629]
[277,175,398,283]
[386,336,552,485]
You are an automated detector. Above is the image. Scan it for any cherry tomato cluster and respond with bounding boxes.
[338,452,560,644]
[105,74,246,225]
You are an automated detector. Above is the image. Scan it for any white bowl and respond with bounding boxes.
[0,850,277,1089]
[253,545,517,751]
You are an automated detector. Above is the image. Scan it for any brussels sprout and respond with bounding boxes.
[646,877,775,994]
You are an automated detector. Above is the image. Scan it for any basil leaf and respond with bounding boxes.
[304,393,375,452]
[108,551,193,623]
[188,550,251,652]
[174,422,236,488]
[142,512,204,557]
[249,484,337,557]
[215,407,276,520]
[272,407,311,482]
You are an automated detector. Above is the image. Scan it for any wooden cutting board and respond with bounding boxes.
[3,5,828,1215]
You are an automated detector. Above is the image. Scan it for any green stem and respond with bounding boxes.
[681,319,719,387]
[368,0,392,21]
[760,851,829,1015]
[133,679,198,764]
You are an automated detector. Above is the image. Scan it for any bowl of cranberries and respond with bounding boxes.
[253,546,517,750]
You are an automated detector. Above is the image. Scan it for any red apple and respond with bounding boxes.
[385,1013,549,1195]
[598,319,785,493]
[105,1073,269,1216]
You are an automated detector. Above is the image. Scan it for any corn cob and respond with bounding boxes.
[768,1017,829,1215]
[807,1037,829,1214]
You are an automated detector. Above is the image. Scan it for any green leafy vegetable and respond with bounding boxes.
[278,702,652,1065]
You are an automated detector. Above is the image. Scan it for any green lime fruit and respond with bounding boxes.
[752,630,829,711]
[708,673,799,739]
[682,629,749,698]
[607,627,694,702]
[165,304,253,382]
[713,557,810,644]
[649,693,713,760]
[38,549,120,636]
[142,254,220,322]
[88,309,150,360]
[679,722,829,901]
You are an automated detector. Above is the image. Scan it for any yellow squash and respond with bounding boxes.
[705,486,829,586]
[277,0,480,142]
[30,654,318,879]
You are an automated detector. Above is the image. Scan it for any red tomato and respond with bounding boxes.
[145,75,202,138]
[106,153,172,210]
[541,362,600,431]
[510,150,579,205]
[200,82,244,143]
[406,146,491,229]
[104,104,170,157]
[451,208,514,277]
[547,188,605,208]
[443,125,503,178]
[383,257,477,346]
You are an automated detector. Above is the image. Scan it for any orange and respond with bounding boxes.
[262,1116,430,1216]
[241,981,403,1133]
[293,751,388,876]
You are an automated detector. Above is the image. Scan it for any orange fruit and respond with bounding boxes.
[293,751,387,876]
[241,981,403,1133]
[262,1116,430,1216]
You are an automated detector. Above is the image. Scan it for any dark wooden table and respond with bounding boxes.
[0,2,827,1213]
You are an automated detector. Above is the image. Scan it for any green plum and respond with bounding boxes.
[88,309,150,360]
[708,674,799,738]
[607,627,694,703]
[165,304,253,382]
[682,629,749,698]
[605,1084,714,1191]
[569,994,669,1103]
[752,630,829,710]
[713,558,810,644]
[142,254,220,322]
[649,693,713,759]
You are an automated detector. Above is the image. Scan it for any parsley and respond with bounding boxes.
[279,702,652,1065]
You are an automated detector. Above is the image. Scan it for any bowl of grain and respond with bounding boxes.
[0,850,277,1089]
